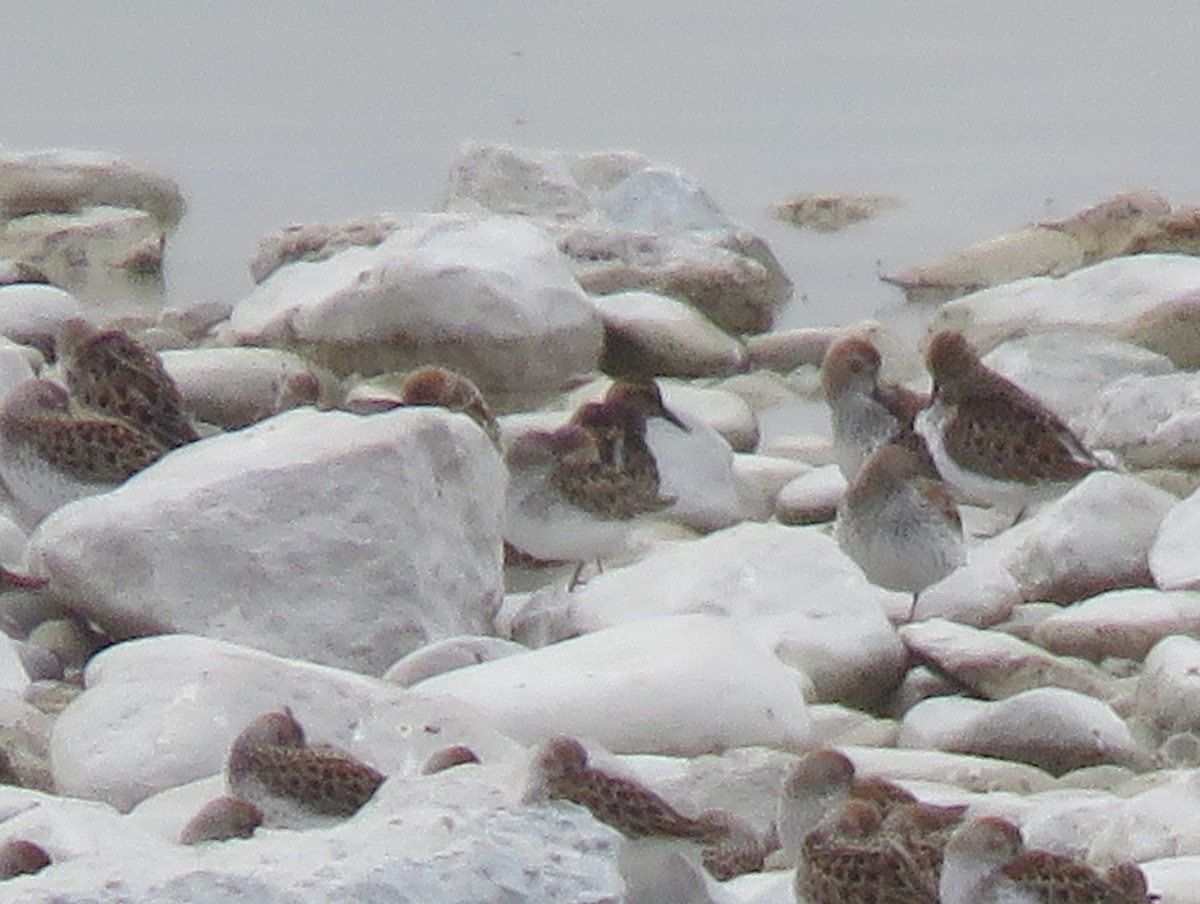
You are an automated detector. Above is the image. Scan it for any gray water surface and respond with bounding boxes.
[6,2,1200,331]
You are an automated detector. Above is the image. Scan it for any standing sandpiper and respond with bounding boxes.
[226,708,386,829]
[822,336,934,483]
[504,423,667,586]
[835,443,965,617]
[0,379,166,529]
[940,816,1154,904]
[916,331,1104,519]
[57,318,200,450]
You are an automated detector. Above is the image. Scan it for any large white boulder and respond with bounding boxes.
[566,523,909,709]
[230,213,603,406]
[29,407,504,675]
[51,634,521,812]
[1084,371,1200,468]
[982,332,1175,437]
[928,253,1200,366]
[440,142,792,334]
[417,614,812,756]
[3,775,624,904]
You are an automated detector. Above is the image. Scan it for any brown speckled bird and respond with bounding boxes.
[58,318,200,450]
[226,708,386,829]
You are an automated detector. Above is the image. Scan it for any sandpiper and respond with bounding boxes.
[822,336,933,483]
[398,365,501,445]
[796,798,938,904]
[940,816,1154,904]
[777,748,965,893]
[0,379,166,529]
[525,737,758,880]
[179,796,263,845]
[524,736,715,841]
[569,379,688,511]
[504,424,658,586]
[916,331,1104,519]
[226,708,386,829]
[835,443,965,616]
[57,318,200,450]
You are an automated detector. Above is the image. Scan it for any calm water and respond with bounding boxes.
[6,2,1200,334]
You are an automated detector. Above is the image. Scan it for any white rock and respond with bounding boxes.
[774,464,846,525]
[883,225,1084,302]
[0,149,185,227]
[925,472,1176,611]
[9,774,624,904]
[1151,484,1200,590]
[982,332,1175,436]
[900,687,1145,775]
[0,282,82,354]
[928,253,1200,366]
[1134,636,1200,742]
[30,408,504,674]
[731,454,811,523]
[2,206,166,312]
[660,381,759,452]
[230,213,603,406]
[899,618,1114,700]
[440,142,791,334]
[0,633,29,697]
[1088,770,1200,864]
[52,634,521,811]
[382,635,529,686]
[594,290,747,377]
[567,523,908,709]
[1031,588,1200,662]
[840,745,1059,795]
[647,397,747,531]
[911,541,1023,626]
[745,328,835,373]
[1085,371,1200,468]
[417,614,812,756]
[159,347,324,430]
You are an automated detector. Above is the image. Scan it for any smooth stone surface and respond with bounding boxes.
[773,464,846,525]
[932,472,1176,612]
[840,745,1059,795]
[159,347,325,430]
[1134,636,1200,743]
[0,282,82,355]
[0,149,185,227]
[1085,371,1200,468]
[731,454,811,523]
[440,142,792,334]
[900,687,1146,775]
[594,289,747,377]
[883,224,1085,301]
[899,618,1114,700]
[745,328,836,373]
[1151,484,1200,590]
[382,635,529,687]
[567,522,908,708]
[5,773,623,904]
[230,213,603,406]
[1032,589,1200,663]
[928,253,1200,366]
[417,614,813,756]
[30,408,504,675]
[1088,770,1200,865]
[0,690,54,790]
[51,634,521,812]
[983,331,1175,436]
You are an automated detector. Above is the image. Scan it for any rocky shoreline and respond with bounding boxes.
[1,142,1200,902]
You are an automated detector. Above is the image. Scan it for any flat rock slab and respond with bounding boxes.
[1031,588,1200,663]
[52,634,522,812]
[29,407,504,675]
[230,213,603,406]
[417,614,812,756]
[567,522,908,709]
